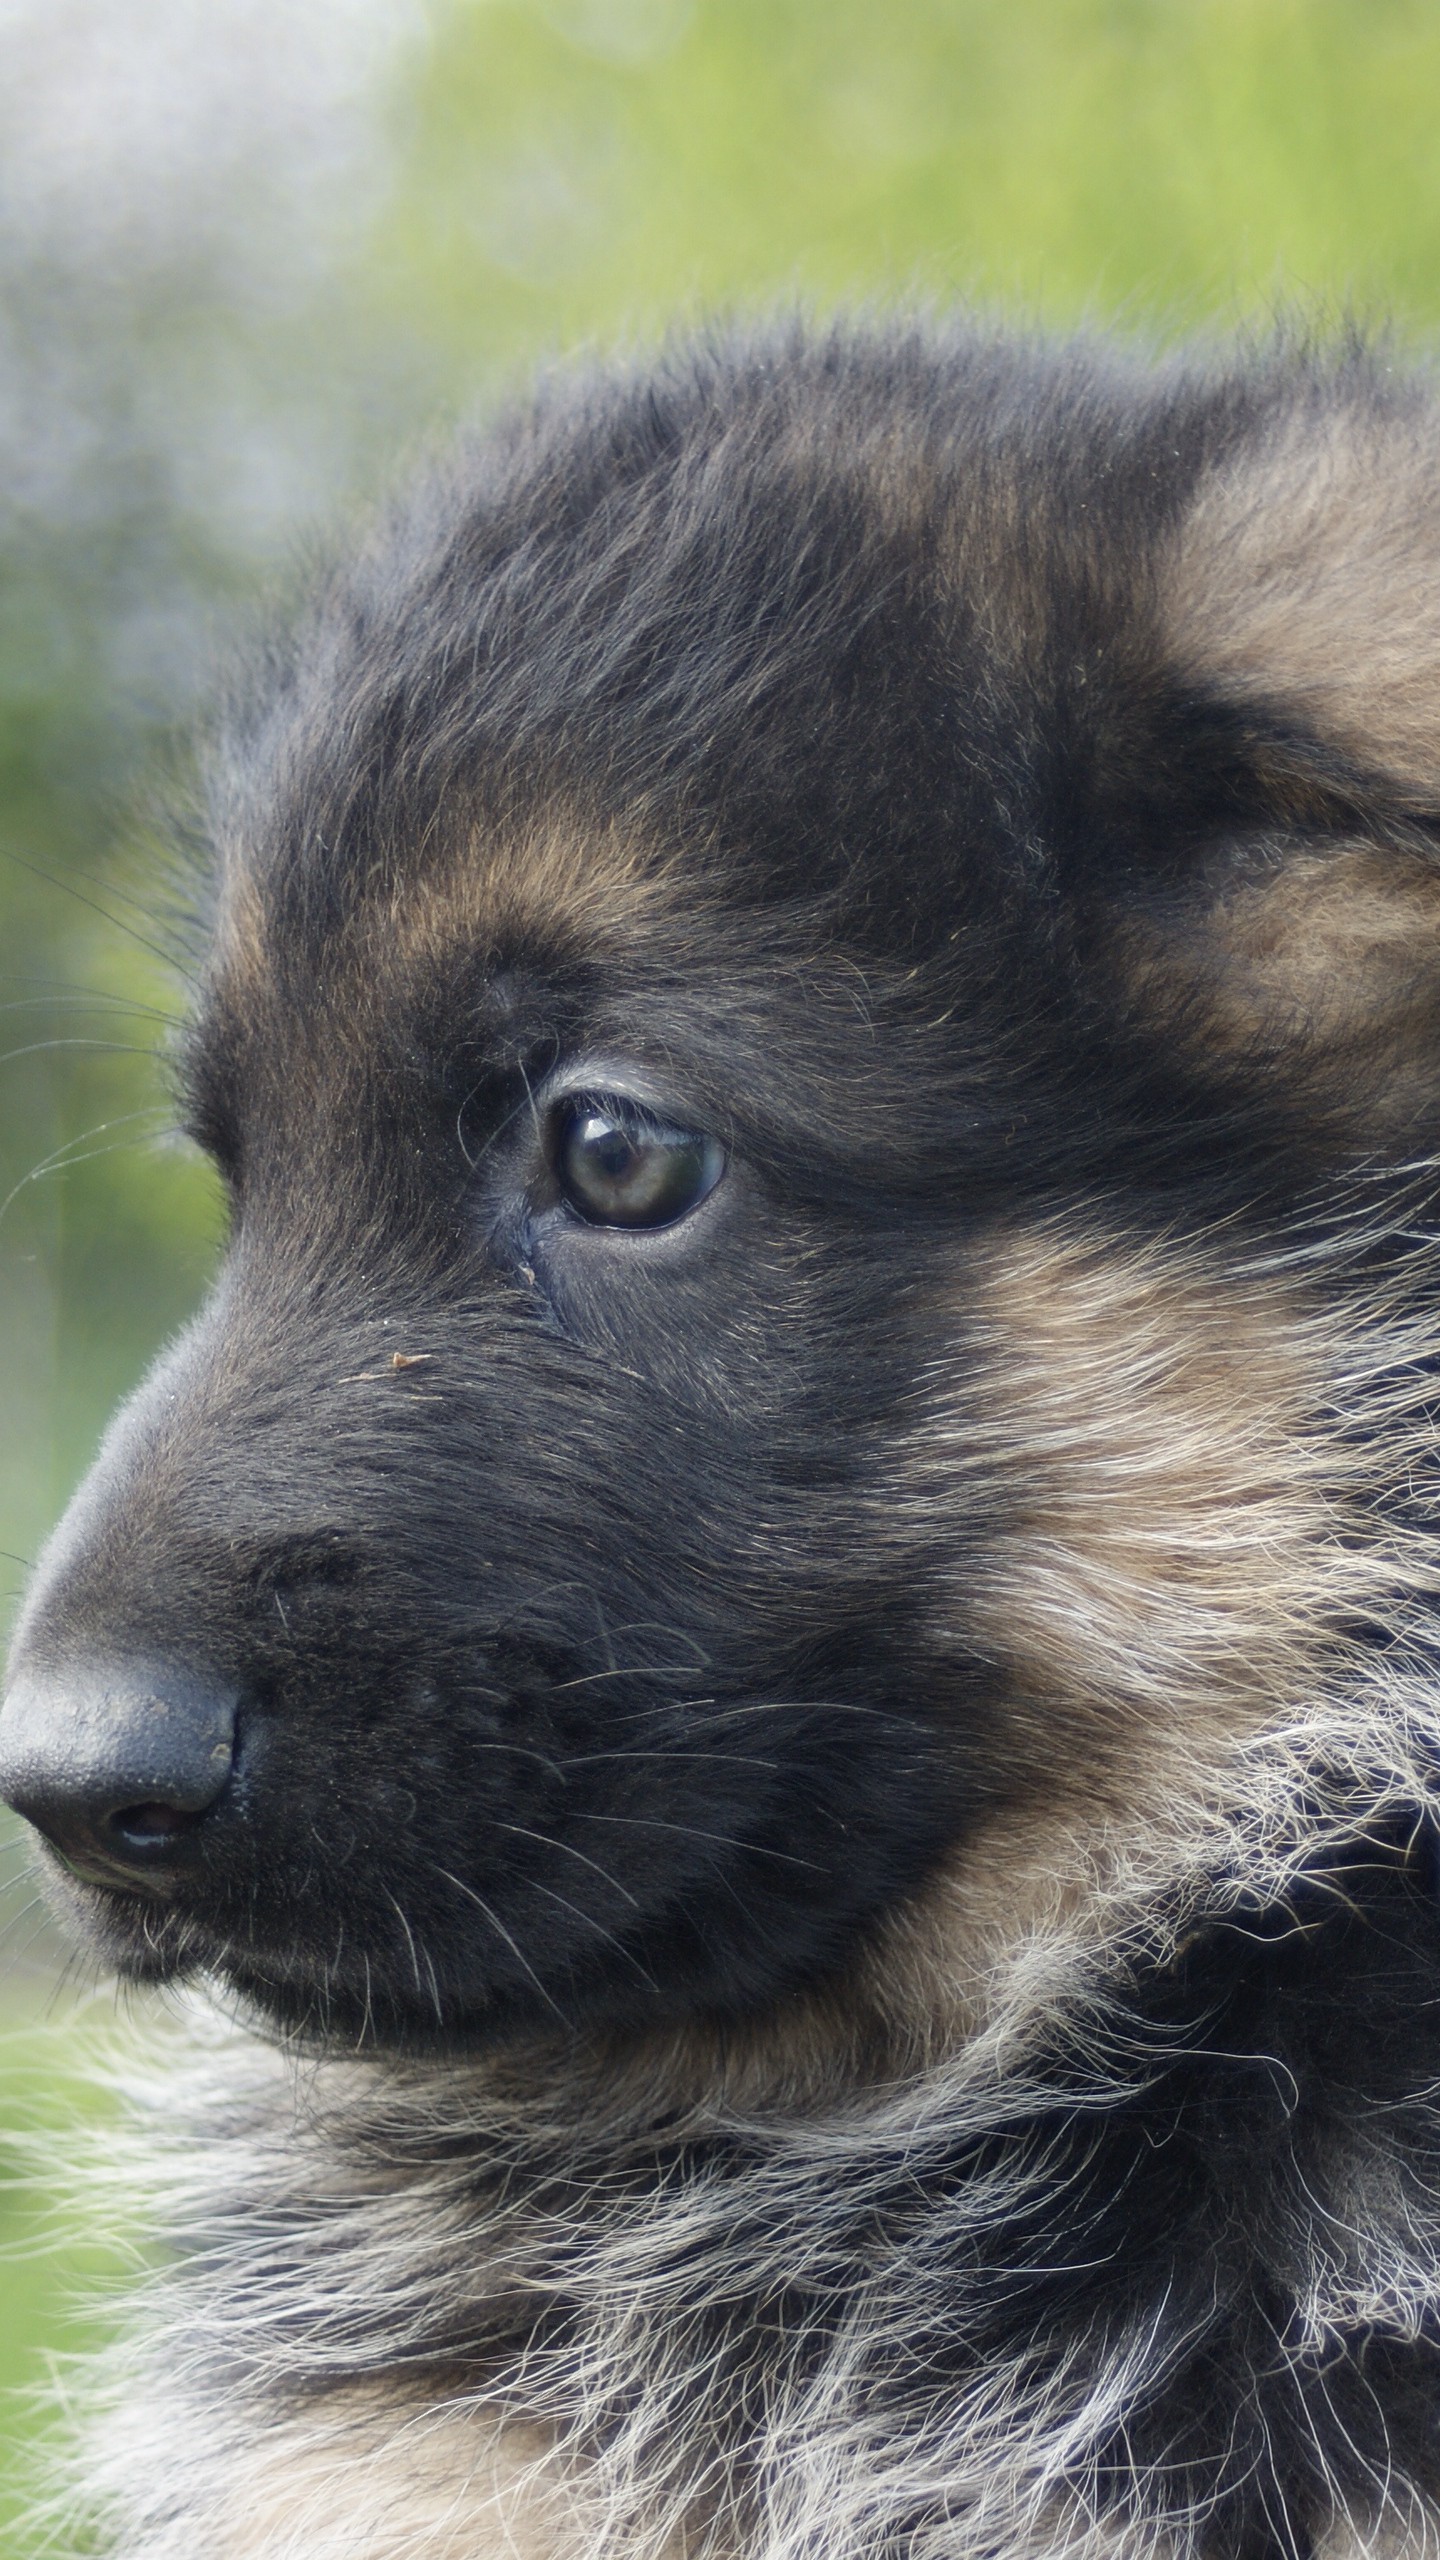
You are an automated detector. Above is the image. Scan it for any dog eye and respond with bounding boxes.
[551,1095,725,1229]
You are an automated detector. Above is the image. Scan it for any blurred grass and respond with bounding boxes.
[0,1990,134,2557]
[10,0,1440,2545]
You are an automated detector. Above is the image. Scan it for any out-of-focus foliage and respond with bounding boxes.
[4,0,1440,2537]
[394,0,1440,343]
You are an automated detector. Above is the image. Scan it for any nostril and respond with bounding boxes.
[104,1801,210,1851]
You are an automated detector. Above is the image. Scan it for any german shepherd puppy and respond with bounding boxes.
[8,319,1440,2559]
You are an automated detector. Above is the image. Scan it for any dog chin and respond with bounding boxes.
[40,1863,202,1986]
[46,1864,523,2050]
[217,1963,509,2054]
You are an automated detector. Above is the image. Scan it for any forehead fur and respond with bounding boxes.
[204,324,1440,1020]
[207,803,677,1026]
[201,324,1182,964]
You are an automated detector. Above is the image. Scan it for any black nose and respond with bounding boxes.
[0,1655,237,1880]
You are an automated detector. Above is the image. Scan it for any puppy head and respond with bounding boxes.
[3,323,1438,2055]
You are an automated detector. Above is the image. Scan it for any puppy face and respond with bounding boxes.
[1,844,1002,2043]
[3,324,1438,2052]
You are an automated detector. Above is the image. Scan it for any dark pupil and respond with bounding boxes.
[588,1121,639,1184]
[558,1102,721,1227]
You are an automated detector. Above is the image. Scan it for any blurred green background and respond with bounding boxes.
[5,0,1440,2538]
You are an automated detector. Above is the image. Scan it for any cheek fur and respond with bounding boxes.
[921,1218,1396,1759]
[832,1209,1440,2057]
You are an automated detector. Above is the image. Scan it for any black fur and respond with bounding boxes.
[10,318,1440,2556]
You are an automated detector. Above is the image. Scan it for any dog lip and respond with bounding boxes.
[51,1845,181,1900]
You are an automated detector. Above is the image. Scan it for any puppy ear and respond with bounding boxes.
[1122,385,1440,1142]
[1166,384,1440,812]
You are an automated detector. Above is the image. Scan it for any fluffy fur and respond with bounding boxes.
[9,319,1440,2557]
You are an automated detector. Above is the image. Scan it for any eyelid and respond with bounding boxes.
[537,1062,687,1119]
[534,1063,723,1141]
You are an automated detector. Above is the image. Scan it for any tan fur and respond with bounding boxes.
[207,806,679,1092]
[850,1217,1424,2047]
[1201,845,1440,1033]
[88,2391,613,2560]
[1118,841,1440,1130]
[942,1219,1376,1749]
[374,806,680,983]
[1316,2510,1435,2559]
[208,856,275,1010]
[1163,399,1440,806]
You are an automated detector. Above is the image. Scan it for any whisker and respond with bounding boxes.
[0,847,192,979]
[572,1811,822,1870]
[0,1895,50,1964]
[447,1734,570,1783]
[0,1109,172,1229]
[0,973,175,998]
[0,1037,163,1070]
[522,1876,659,1991]
[456,1037,562,1176]
[383,1889,426,2006]
[498,1821,643,1909]
[44,1941,104,2016]
[599,1696,889,1729]
[421,1943,444,2025]
[60,856,188,919]
[699,1696,886,1723]
[564,1747,778,1773]
[593,1601,621,1678]
[546,1664,713,1694]
[455,1079,535,1175]
[433,1864,568,2024]
[0,995,181,1026]
[517,1055,545,1151]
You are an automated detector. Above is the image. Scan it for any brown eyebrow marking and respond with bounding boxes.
[368,807,684,982]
